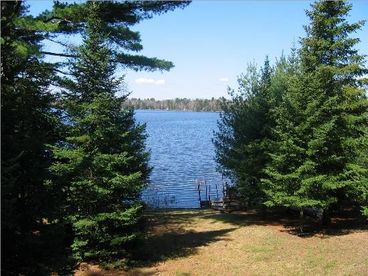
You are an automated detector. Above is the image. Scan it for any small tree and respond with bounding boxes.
[214,58,278,206]
[51,3,150,261]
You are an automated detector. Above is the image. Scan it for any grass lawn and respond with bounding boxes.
[76,209,368,276]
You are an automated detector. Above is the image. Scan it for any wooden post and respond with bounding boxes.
[222,181,225,199]
[198,184,201,202]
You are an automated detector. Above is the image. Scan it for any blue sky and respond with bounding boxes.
[28,1,368,100]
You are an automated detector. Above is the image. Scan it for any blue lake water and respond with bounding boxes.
[135,110,226,208]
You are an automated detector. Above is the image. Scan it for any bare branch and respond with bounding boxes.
[43,16,72,24]
[45,37,73,48]
[53,68,72,76]
[40,51,78,58]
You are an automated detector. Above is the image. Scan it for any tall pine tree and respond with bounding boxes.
[264,1,368,220]
[2,0,190,272]
[1,2,65,274]
[51,2,150,262]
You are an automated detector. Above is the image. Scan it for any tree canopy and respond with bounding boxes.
[37,1,189,71]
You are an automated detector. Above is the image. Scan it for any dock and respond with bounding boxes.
[211,199,242,213]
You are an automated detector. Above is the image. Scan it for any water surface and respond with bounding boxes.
[135,110,226,208]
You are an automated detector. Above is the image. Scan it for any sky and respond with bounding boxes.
[28,0,368,100]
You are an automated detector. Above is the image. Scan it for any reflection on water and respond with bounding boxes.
[135,110,226,208]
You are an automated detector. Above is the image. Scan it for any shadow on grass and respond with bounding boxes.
[144,209,206,228]
[130,211,237,267]
[202,208,367,238]
[131,226,236,267]
[283,208,368,238]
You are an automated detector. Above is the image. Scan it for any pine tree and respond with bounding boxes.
[51,2,150,262]
[264,1,368,220]
[1,0,189,271]
[262,57,308,211]
[1,1,63,274]
[300,1,368,220]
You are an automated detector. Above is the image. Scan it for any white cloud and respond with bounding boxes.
[219,77,229,82]
[135,78,166,85]
[155,79,166,85]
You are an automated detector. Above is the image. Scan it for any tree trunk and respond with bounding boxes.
[321,208,331,226]
[260,204,267,219]
[299,208,304,233]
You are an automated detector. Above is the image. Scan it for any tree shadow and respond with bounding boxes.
[144,209,211,227]
[282,209,368,238]
[113,209,238,268]
[131,226,236,267]
[202,208,367,238]
[202,208,297,227]
[68,210,236,275]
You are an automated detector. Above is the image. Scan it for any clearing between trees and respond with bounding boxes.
[76,209,368,276]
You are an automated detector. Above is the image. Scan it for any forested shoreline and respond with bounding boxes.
[123,97,223,112]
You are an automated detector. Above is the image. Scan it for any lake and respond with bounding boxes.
[135,110,226,208]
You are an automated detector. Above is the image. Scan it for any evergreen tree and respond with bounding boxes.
[1,2,63,274]
[264,1,368,220]
[262,57,308,212]
[1,0,189,272]
[214,58,276,206]
[51,2,150,262]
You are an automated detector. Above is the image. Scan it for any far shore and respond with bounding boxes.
[134,108,221,113]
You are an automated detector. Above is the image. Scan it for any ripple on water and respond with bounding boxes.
[135,110,227,208]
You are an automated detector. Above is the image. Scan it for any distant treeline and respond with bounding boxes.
[123,97,224,112]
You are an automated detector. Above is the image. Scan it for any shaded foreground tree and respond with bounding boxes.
[1,1,64,274]
[51,2,150,262]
